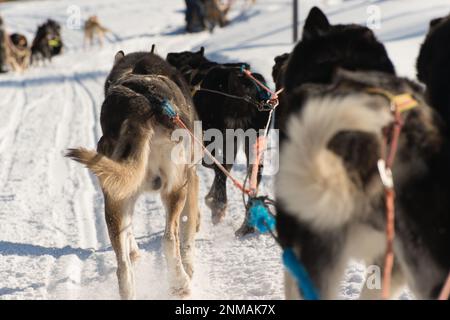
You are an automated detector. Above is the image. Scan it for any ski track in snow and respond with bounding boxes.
[0,0,448,300]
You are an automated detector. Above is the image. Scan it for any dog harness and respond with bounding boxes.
[48,37,61,48]
[366,87,419,299]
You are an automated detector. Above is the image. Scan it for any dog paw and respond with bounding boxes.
[207,201,227,225]
[171,286,191,298]
[235,224,256,237]
[204,194,215,206]
[170,277,191,298]
[211,208,227,225]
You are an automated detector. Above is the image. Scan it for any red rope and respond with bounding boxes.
[380,102,406,299]
[382,188,396,299]
[172,70,284,200]
[241,68,284,197]
[242,68,284,102]
[172,116,251,195]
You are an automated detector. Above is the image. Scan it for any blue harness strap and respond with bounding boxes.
[247,198,276,233]
[283,248,319,300]
[160,99,178,119]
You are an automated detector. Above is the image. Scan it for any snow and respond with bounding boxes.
[0,0,448,300]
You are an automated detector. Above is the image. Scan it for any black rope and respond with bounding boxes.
[195,87,261,107]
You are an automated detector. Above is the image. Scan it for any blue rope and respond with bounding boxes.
[247,199,276,233]
[283,248,320,300]
[246,198,320,300]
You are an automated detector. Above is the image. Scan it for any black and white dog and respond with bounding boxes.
[167,48,271,236]
[275,8,450,299]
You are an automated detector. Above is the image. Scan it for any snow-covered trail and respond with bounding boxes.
[0,0,448,300]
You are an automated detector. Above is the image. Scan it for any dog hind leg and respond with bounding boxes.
[162,185,191,297]
[205,163,233,225]
[105,195,138,300]
[180,167,200,279]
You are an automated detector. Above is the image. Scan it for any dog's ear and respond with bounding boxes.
[429,17,444,28]
[150,44,156,54]
[361,28,376,41]
[114,50,125,65]
[198,46,205,56]
[274,53,289,64]
[303,7,330,40]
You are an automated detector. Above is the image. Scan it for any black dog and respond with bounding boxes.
[167,48,272,236]
[31,19,63,64]
[417,13,450,133]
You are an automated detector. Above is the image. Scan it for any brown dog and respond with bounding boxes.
[84,15,110,48]
[67,51,200,299]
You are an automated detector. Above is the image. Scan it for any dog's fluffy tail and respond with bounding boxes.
[66,125,151,200]
[276,95,392,231]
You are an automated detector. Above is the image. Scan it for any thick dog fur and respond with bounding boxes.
[204,0,230,32]
[167,48,269,235]
[0,17,30,73]
[31,19,63,64]
[417,13,450,133]
[278,94,392,232]
[67,50,200,299]
[276,69,450,300]
[277,7,395,135]
[106,50,192,100]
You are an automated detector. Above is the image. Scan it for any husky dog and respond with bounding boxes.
[203,0,230,32]
[167,48,270,236]
[84,15,110,48]
[8,33,30,71]
[417,13,450,131]
[45,19,63,56]
[276,69,450,300]
[0,17,30,73]
[67,50,200,299]
[31,19,63,64]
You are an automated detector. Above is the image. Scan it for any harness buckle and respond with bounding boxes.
[377,159,394,189]
[257,98,279,111]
